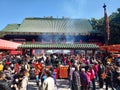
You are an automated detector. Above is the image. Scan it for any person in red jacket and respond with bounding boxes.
[89,66,96,90]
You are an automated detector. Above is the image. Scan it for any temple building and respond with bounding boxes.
[0,17,104,55]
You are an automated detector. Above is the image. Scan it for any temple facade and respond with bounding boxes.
[0,17,104,45]
[0,17,104,55]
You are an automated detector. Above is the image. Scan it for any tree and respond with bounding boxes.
[109,8,120,44]
[90,8,120,44]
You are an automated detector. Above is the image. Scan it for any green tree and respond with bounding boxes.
[109,8,120,44]
[90,8,120,44]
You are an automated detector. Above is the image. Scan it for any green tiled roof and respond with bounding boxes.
[1,24,20,32]
[1,18,93,34]
[18,43,99,49]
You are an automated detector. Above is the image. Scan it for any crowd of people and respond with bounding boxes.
[69,56,120,90]
[0,52,119,90]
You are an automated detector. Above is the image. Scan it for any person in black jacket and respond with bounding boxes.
[98,62,105,88]
[0,71,11,90]
[113,67,120,90]
[105,66,114,90]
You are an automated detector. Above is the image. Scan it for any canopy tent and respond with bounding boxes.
[0,39,21,50]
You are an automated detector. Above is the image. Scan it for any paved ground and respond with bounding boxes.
[28,79,115,90]
[57,79,70,90]
[28,79,70,90]
[28,80,38,90]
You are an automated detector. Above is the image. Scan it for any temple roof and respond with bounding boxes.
[18,43,99,49]
[1,17,93,35]
[1,24,20,32]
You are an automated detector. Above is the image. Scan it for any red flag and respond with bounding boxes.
[32,39,35,44]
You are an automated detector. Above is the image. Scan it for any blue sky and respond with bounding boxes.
[0,0,120,30]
